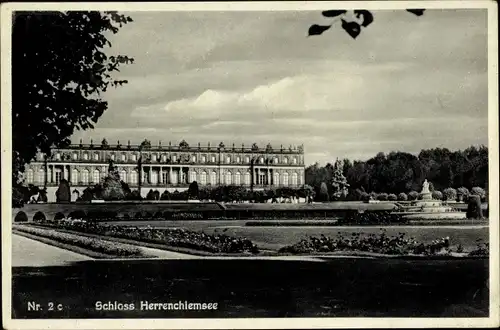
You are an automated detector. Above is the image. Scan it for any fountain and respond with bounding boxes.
[399,180,466,220]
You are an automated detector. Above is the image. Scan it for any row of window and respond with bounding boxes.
[25,169,301,186]
[51,152,300,165]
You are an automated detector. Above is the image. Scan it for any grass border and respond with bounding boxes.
[13,228,153,259]
[22,224,274,257]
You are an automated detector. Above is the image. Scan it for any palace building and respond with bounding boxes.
[22,139,306,202]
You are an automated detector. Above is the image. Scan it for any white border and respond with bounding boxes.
[2,1,499,329]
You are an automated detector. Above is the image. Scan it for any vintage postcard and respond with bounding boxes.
[1,1,499,329]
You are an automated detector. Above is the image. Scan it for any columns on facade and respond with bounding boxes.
[159,166,163,184]
[267,168,271,186]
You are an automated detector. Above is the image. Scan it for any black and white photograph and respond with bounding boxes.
[2,1,499,329]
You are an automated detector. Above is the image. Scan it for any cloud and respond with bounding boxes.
[73,9,488,166]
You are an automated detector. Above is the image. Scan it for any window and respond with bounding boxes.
[211,155,216,163]
[244,172,251,186]
[191,155,196,162]
[110,154,115,161]
[121,154,126,161]
[235,172,241,185]
[291,172,298,185]
[94,153,99,161]
[201,155,206,163]
[37,169,45,184]
[225,171,232,185]
[93,169,100,184]
[71,169,79,183]
[245,156,250,163]
[273,172,280,186]
[226,156,231,164]
[120,170,127,183]
[189,171,197,183]
[236,156,240,163]
[55,153,61,160]
[283,157,288,164]
[171,170,178,184]
[210,171,217,185]
[274,157,279,164]
[73,153,78,160]
[130,171,138,184]
[172,155,177,162]
[131,154,137,161]
[162,154,167,162]
[292,157,297,165]
[26,169,34,184]
[200,171,207,185]
[55,170,62,184]
[83,153,89,160]
[282,172,289,186]
[81,170,89,185]
[152,154,157,161]
[150,170,158,184]
[259,157,264,164]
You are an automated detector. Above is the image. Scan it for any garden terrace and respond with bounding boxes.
[13,201,402,222]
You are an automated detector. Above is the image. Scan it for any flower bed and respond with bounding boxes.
[14,225,143,257]
[39,219,259,254]
[279,230,488,256]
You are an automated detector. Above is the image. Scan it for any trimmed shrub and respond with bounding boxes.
[408,191,419,201]
[457,187,470,201]
[369,191,378,200]
[377,193,388,201]
[360,192,370,202]
[397,192,408,201]
[55,179,71,203]
[387,193,397,201]
[432,190,443,200]
[466,195,484,219]
[471,187,486,199]
[443,187,457,201]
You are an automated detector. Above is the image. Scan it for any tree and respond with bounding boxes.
[188,181,200,199]
[432,190,443,201]
[387,193,397,201]
[319,182,329,202]
[398,192,408,201]
[160,190,171,200]
[55,179,71,203]
[408,191,419,201]
[308,9,425,39]
[12,11,134,184]
[146,189,156,200]
[331,159,349,200]
[377,193,388,201]
[443,188,457,201]
[471,187,486,199]
[102,160,126,200]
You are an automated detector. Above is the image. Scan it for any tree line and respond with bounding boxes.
[305,145,488,201]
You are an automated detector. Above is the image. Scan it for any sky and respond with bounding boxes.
[70,8,489,166]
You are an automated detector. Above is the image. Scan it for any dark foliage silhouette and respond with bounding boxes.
[12,11,134,185]
[308,9,425,38]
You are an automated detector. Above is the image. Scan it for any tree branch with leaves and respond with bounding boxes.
[12,11,134,185]
[308,9,425,38]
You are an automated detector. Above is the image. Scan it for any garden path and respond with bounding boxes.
[12,233,92,267]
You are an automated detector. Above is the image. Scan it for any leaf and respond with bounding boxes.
[341,19,361,39]
[354,10,374,27]
[406,9,425,16]
[322,10,347,18]
[308,24,332,36]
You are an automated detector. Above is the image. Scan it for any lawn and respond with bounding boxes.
[101,220,489,251]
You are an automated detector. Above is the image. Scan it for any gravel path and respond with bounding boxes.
[12,233,92,267]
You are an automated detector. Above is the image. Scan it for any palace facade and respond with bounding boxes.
[23,139,306,202]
